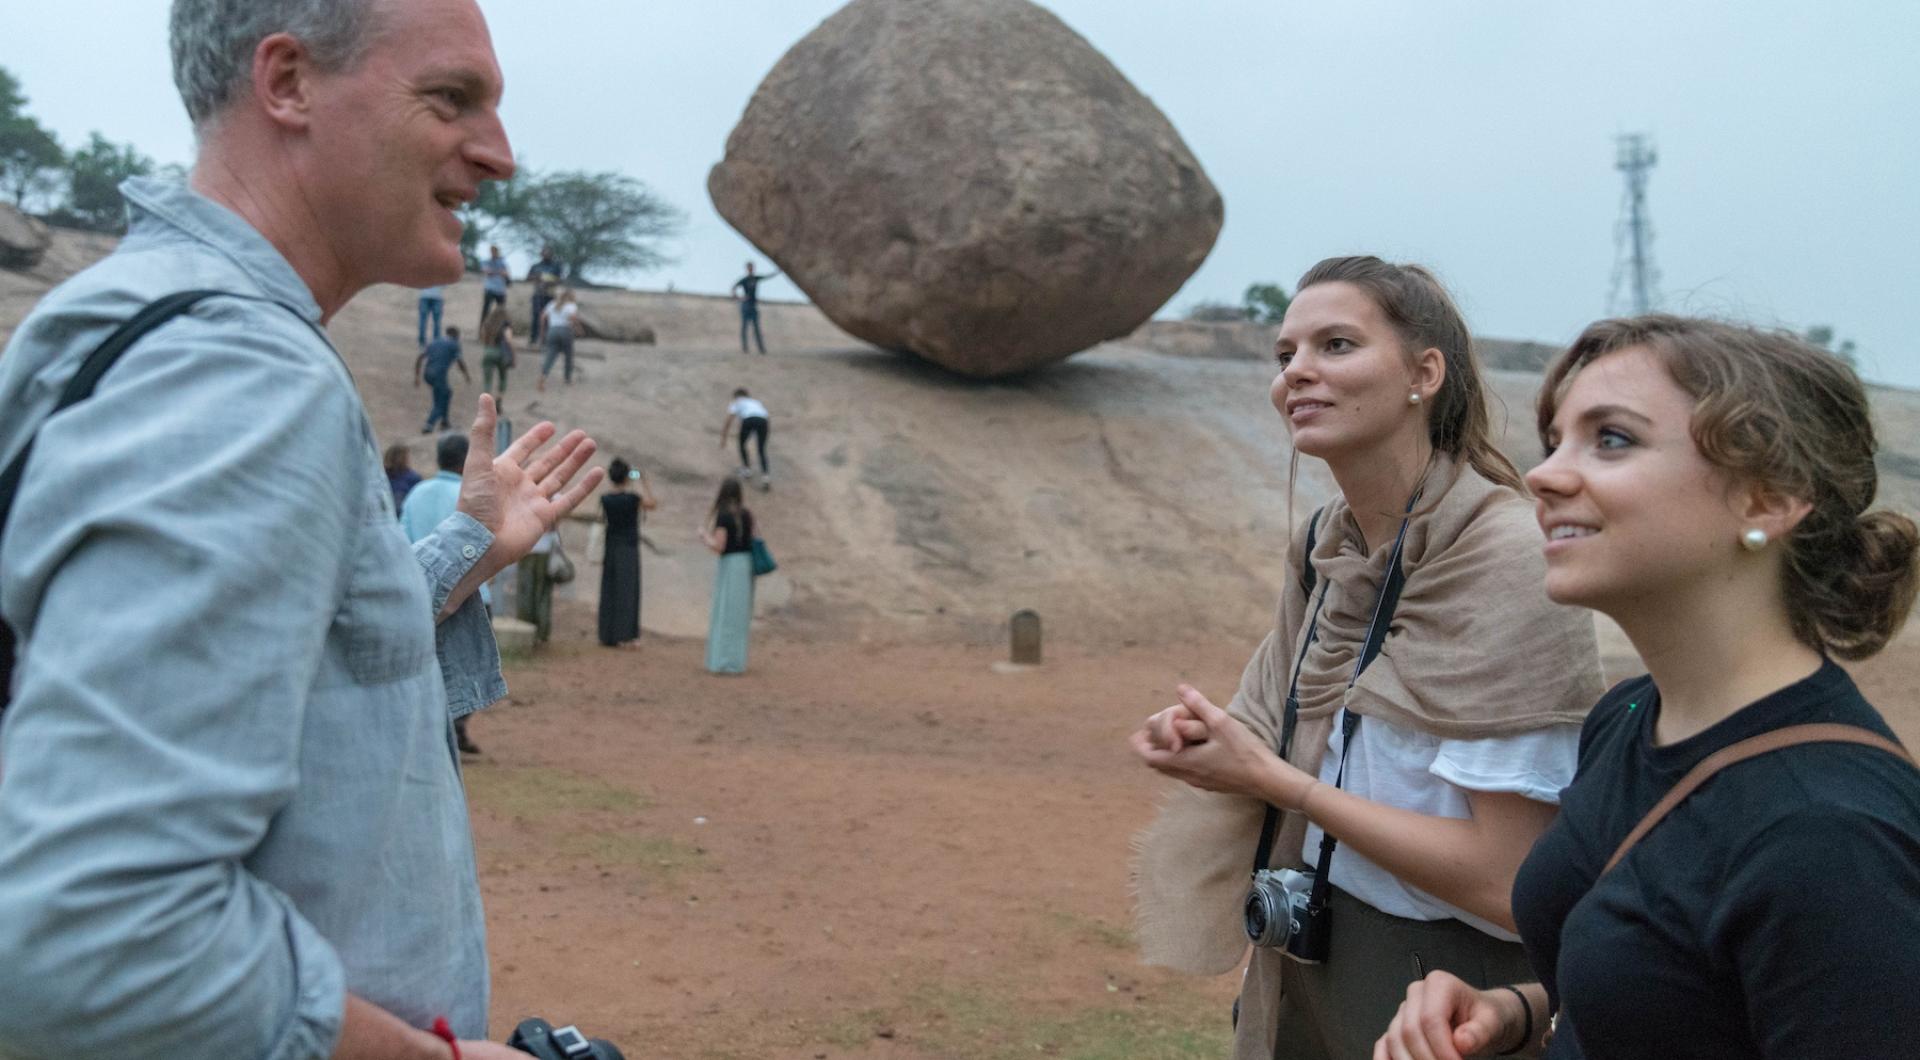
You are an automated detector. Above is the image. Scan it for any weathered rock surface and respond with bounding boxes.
[709,0,1223,378]
[576,306,656,345]
[0,204,52,271]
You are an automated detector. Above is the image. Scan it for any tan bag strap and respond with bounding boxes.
[1604,723,1915,875]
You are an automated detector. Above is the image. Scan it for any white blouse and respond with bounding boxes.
[1300,708,1581,940]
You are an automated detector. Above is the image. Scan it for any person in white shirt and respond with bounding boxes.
[536,287,580,391]
[1130,256,1603,1060]
[718,387,772,490]
[479,244,509,327]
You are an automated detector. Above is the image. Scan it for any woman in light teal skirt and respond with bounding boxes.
[703,477,756,673]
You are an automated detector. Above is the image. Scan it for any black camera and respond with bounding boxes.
[507,1017,625,1060]
[1244,867,1331,963]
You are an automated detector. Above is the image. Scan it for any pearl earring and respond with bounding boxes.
[1408,392,1422,406]
[1741,528,1769,551]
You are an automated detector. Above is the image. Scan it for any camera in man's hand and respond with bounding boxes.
[507,1017,625,1060]
[1244,867,1330,963]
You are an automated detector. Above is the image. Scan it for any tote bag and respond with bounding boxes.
[749,537,777,577]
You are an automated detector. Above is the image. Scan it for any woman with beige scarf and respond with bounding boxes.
[1131,256,1603,1060]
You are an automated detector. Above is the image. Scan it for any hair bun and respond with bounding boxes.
[1819,509,1920,659]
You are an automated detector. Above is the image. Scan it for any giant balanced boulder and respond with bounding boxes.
[708,0,1223,378]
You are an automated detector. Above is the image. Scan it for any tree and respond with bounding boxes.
[1185,300,1247,323]
[49,132,153,233]
[459,170,528,270]
[1243,282,1291,324]
[0,66,64,210]
[1805,324,1859,369]
[507,170,682,282]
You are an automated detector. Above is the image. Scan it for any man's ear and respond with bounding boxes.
[252,32,316,130]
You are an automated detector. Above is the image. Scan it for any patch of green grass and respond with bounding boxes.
[462,765,648,820]
[838,984,1228,1060]
[498,636,598,673]
[815,1007,893,1049]
[1045,910,1135,952]
[1031,1004,1228,1060]
[553,831,705,878]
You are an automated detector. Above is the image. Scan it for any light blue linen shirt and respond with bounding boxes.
[0,178,504,1058]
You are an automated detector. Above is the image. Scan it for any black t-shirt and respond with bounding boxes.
[735,273,775,308]
[529,259,561,296]
[1512,661,1920,1058]
[717,508,754,554]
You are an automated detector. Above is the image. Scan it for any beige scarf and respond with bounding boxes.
[1130,456,1603,1054]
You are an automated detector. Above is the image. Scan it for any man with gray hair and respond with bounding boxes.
[0,1,597,1057]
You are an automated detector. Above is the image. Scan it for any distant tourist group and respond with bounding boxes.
[387,424,772,679]
[413,253,785,443]
[403,242,787,677]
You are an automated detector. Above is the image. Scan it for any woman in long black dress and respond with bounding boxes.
[598,457,656,647]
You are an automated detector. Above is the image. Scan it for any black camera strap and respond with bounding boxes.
[0,290,318,719]
[1250,492,1419,884]
[1302,496,1417,914]
[1251,507,1325,875]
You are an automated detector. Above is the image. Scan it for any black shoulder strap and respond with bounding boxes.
[1356,538,1409,675]
[1277,507,1325,760]
[1300,507,1322,600]
[0,289,229,715]
[1251,507,1327,874]
[1301,503,1417,911]
[1250,498,1417,880]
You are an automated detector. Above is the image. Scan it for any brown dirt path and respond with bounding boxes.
[470,601,1252,1060]
[468,598,1920,1060]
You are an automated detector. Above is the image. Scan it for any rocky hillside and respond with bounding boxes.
[5,227,1916,664]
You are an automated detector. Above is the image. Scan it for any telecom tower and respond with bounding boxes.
[1609,133,1659,315]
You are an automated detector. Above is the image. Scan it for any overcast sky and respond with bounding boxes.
[6,1,1916,388]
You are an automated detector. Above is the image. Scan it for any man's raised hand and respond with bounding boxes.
[457,393,605,574]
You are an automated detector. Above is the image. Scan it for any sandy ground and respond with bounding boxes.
[469,603,1257,1060]
[467,595,1920,1060]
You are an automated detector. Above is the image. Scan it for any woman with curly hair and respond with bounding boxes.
[1375,317,1920,1059]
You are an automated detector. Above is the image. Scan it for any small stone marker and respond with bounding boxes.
[491,616,538,657]
[1010,609,1042,665]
